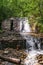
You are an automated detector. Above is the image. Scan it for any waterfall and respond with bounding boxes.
[20,18,31,32]
[20,18,43,65]
[20,17,41,51]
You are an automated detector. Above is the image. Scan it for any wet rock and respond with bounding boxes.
[3,50,9,55]
[16,45,21,50]
[21,61,24,65]
[34,63,40,65]
[36,54,43,65]
[0,48,27,65]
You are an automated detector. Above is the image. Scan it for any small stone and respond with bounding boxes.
[39,61,43,64]
[3,50,9,54]
[34,63,40,65]
[21,61,24,65]
[16,45,21,50]
[2,62,5,65]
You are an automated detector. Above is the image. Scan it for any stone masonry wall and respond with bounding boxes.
[2,18,20,32]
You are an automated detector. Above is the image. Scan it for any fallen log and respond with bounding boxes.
[0,55,21,64]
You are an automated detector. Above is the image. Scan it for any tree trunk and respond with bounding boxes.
[0,55,21,64]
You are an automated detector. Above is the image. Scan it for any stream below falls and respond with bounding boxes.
[24,35,43,65]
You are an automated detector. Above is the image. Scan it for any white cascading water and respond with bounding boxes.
[20,18,31,32]
[20,18,43,65]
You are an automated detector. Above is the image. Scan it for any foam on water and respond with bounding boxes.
[24,50,43,65]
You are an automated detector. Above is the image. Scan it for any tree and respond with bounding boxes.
[0,0,43,32]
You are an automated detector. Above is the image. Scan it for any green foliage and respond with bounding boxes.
[0,0,43,32]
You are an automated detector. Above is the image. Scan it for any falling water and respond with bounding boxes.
[20,18,31,32]
[24,36,43,65]
[20,18,43,65]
